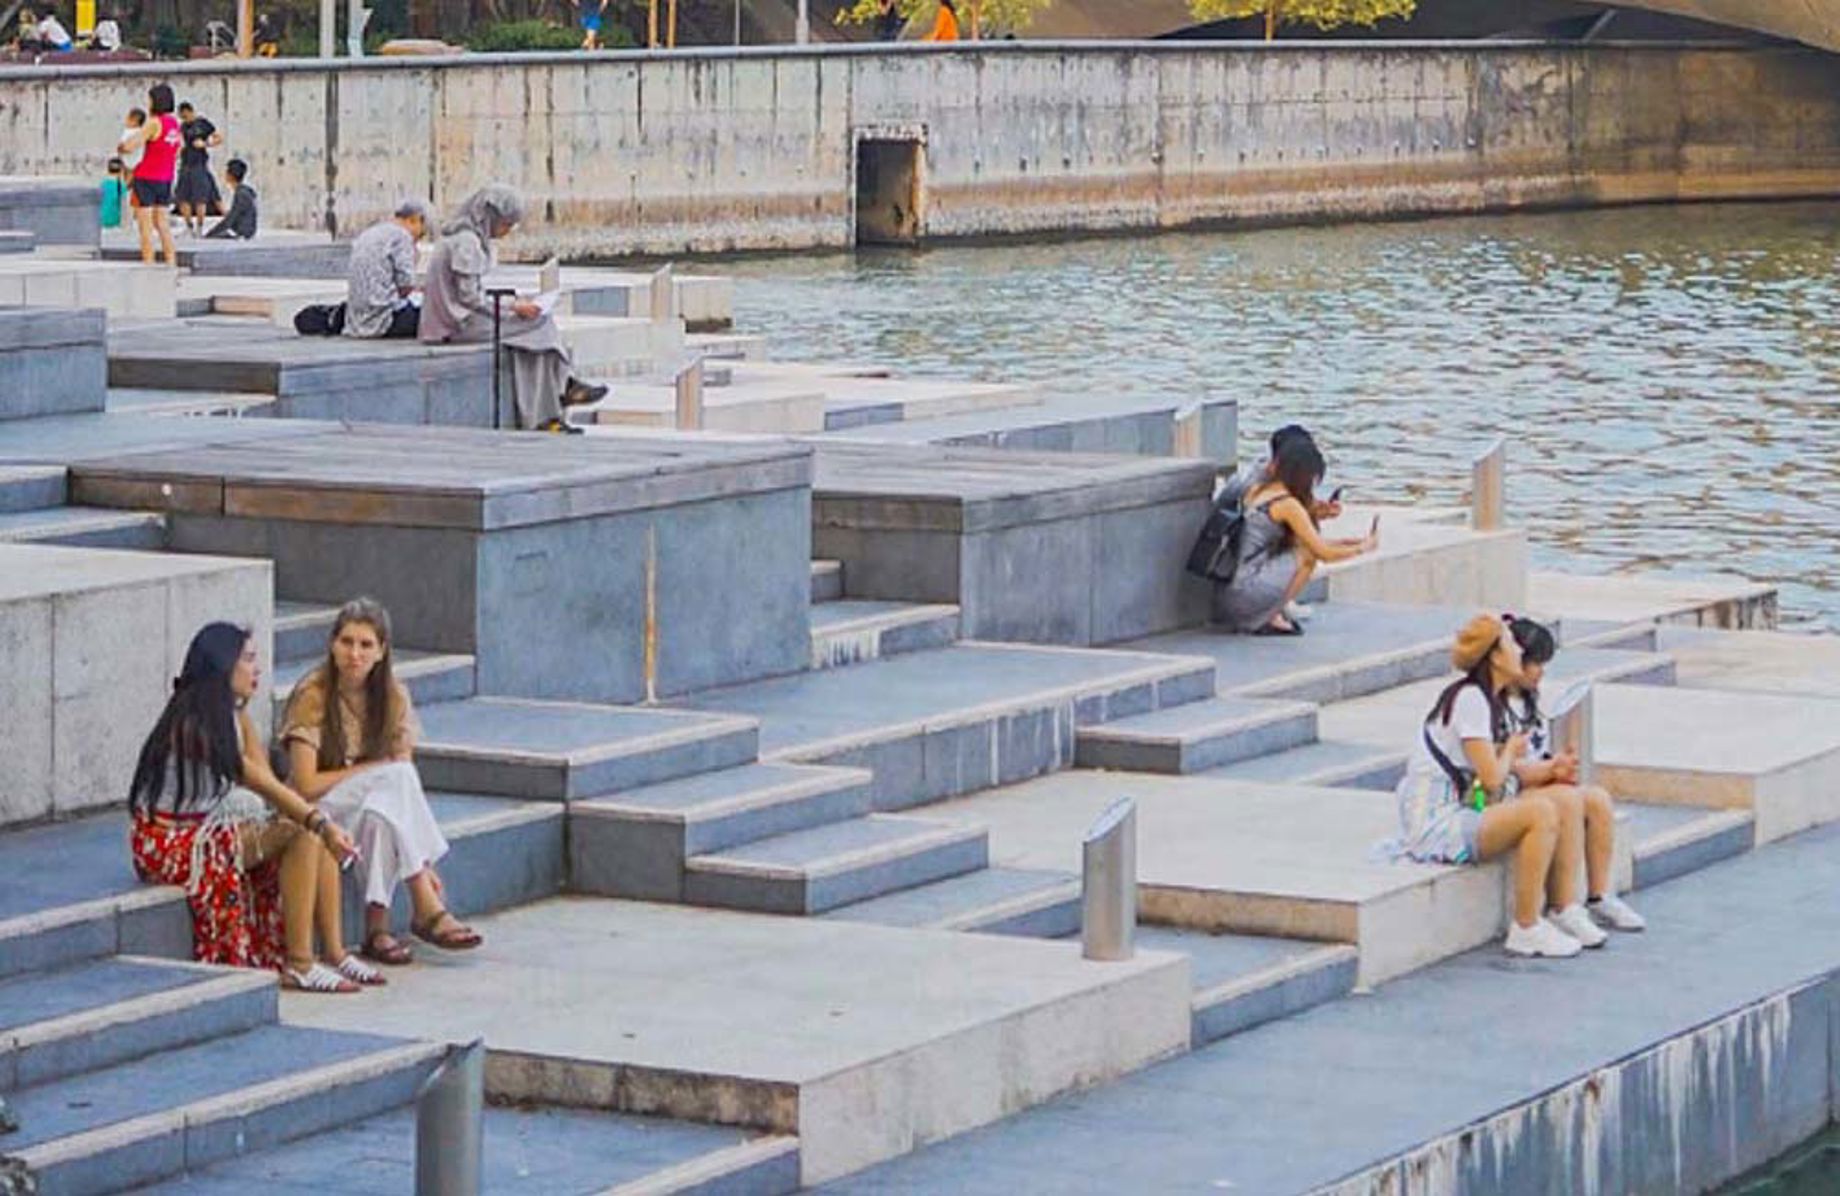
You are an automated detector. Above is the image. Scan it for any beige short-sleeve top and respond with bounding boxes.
[281,665,419,766]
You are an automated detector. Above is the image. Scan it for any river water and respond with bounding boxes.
[725,202,1840,630]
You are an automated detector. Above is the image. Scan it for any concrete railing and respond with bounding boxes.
[4,41,1840,257]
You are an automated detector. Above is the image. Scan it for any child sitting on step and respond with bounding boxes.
[1503,616,1646,936]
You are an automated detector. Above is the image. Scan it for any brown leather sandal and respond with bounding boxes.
[360,930,415,966]
[412,910,483,951]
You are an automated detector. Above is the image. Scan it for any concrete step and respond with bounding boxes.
[823,866,1081,938]
[811,558,843,603]
[0,813,191,981]
[134,1103,799,1195]
[0,465,65,513]
[570,763,874,902]
[0,504,165,550]
[414,698,760,802]
[683,814,990,915]
[1624,801,1757,891]
[1122,602,1475,704]
[1074,695,1318,775]
[677,642,1215,812]
[381,793,564,926]
[104,388,278,418]
[1202,738,1408,791]
[809,600,960,670]
[272,600,340,663]
[269,648,478,714]
[2,1025,442,1196]
[1132,927,1359,1047]
[0,957,275,1092]
[1597,685,1840,845]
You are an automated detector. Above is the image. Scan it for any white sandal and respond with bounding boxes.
[333,953,387,987]
[283,962,360,994]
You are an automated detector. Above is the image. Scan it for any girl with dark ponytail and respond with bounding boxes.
[1504,616,1647,935]
[130,622,377,993]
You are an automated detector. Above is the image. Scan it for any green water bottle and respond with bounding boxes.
[1470,778,1487,812]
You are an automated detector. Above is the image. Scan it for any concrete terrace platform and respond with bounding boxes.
[1656,625,1840,699]
[280,897,1191,1186]
[1123,602,1475,704]
[1314,514,1527,612]
[825,390,1238,464]
[0,411,318,465]
[100,228,349,277]
[64,424,813,702]
[811,441,1213,645]
[829,821,1840,1196]
[674,641,1215,809]
[1596,683,1840,845]
[1529,568,1780,631]
[0,175,97,246]
[0,257,176,319]
[915,769,1506,987]
[1,305,106,421]
[106,318,498,425]
[0,543,271,825]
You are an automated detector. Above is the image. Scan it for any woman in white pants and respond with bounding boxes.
[281,598,482,964]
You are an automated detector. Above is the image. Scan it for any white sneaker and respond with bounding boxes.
[1504,917,1583,958]
[1550,904,1609,948]
[1589,893,1647,932]
[1284,601,1315,623]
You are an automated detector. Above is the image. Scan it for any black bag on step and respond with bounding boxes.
[1185,496,1248,584]
[292,302,347,336]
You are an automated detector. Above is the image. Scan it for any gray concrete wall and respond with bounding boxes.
[3,41,1838,257]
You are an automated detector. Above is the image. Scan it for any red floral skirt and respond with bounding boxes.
[131,811,285,971]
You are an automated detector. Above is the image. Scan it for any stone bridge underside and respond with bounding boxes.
[1024,0,1840,52]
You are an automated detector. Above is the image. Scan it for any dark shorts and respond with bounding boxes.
[130,178,172,207]
[581,7,602,30]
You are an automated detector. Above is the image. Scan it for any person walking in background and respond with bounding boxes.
[121,82,180,266]
[205,158,258,239]
[875,0,906,40]
[923,0,959,41]
[173,100,222,236]
[578,0,607,49]
[345,199,431,340]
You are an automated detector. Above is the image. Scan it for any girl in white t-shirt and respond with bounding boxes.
[1381,612,1584,959]
[1506,617,1646,934]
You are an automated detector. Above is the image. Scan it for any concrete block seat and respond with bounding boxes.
[0,305,107,421]
[134,1103,799,1196]
[1595,684,1840,845]
[1653,624,1840,699]
[810,557,844,602]
[581,373,830,434]
[825,390,1237,464]
[1133,925,1358,1048]
[830,822,1840,1196]
[64,425,815,702]
[671,641,1216,811]
[0,410,317,466]
[0,544,270,827]
[1,1021,441,1194]
[917,769,1519,986]
[104,388,278,418]
[1529,568,1779,631]
[487,264,737,330]
[106,317,498,425]
[823,866,1083,938]
[0,229,36,253]
[1309,510,1528,612]
[281,897,1190,1187]
[788,368,1039,431]
[1074,694,1318,775]
[0,175,99,247]
[100,228,350,277]
[0,257,177,320]
[1204,738,1410,791]
[810,441,1215,645]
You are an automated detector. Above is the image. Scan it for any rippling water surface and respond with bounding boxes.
[723,202,1840,629]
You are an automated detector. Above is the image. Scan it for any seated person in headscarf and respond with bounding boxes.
[345,198,432,340]
[418,184,606,433]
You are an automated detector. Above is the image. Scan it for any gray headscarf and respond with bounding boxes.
[442,184,525,242]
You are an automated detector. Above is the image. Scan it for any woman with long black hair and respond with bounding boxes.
[1214,434,1377,635]
[129,622,380,993]
[281,598,480,966]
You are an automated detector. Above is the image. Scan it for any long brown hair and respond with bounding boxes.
[317,597,400,769]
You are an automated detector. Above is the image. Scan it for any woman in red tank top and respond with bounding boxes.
[119,82,180,266]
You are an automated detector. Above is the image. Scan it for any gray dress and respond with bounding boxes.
[1212,497,1298,631]
[419,227,571,430]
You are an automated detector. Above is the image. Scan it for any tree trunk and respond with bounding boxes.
[1264,1,1275,40]
[968,0,980,39]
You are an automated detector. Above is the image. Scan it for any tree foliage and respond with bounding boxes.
[836,0,1056,38]
[1187,0,1415,36]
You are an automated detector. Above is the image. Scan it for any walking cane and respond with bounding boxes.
[486,286,516,430]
